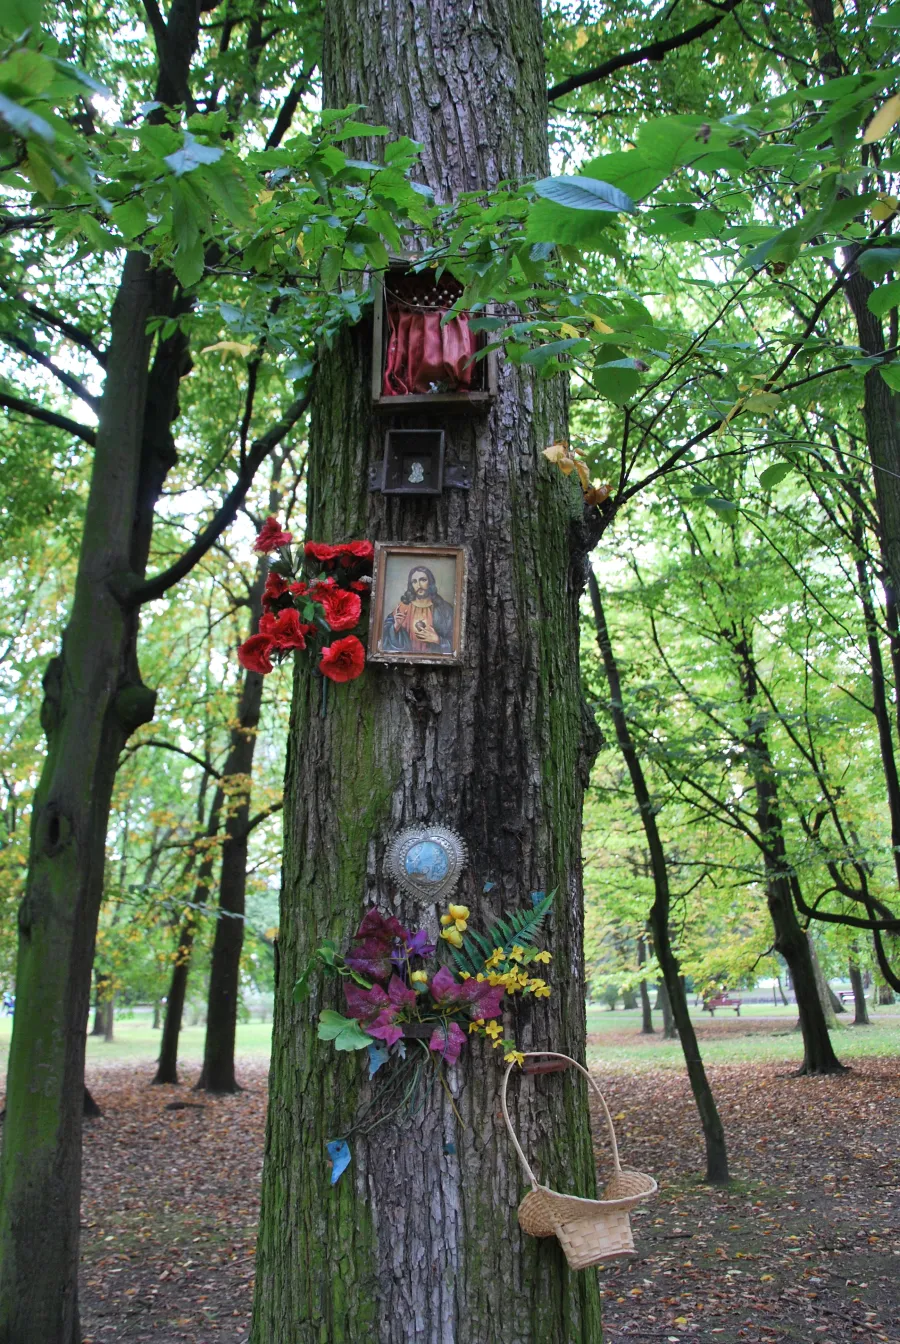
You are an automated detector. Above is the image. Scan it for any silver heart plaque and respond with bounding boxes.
[385,826,468,903]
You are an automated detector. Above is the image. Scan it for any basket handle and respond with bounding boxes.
[500,1051,622,1191]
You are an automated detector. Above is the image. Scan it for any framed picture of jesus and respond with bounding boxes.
[368,544,467,666]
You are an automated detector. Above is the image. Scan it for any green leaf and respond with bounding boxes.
[0,90,53,142]
[111,198,148,240]
[320,247,341,291]
[316,940,338,966]
[706,497,739,513]
[0,0,42,34]
[522,337,590,367]
[759,461,795,490]
[868,279,900,318]
[317,1009,373,1051]
[533,174,634,214]
[292,963,313,1002]
[880,363,900,390]
[164,132,225,177]
[857,247,900,282]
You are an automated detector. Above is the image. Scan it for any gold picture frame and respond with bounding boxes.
[368,544,467,666]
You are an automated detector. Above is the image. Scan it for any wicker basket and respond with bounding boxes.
[501,1051,657,1270]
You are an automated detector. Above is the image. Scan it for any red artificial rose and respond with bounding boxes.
[260,608,311,651]
[289,580,308,596]
[350,580,368,592]
[305,541,340,564]
[254,516,293,553]
[344,540,374,561]
[238,634,274,674]
[319,635,366,683]
[262,572,289,611]
[316,586,362,632]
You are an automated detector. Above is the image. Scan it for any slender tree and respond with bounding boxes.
[589,572,728,1183]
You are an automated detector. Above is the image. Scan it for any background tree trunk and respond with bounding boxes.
[589,573,727,1182]
[848,950,869,1025]
[0,249,186,1344]
[251,3,604,1339]
[154,787,224,1086]
[637,934,654,1034]
[196,461,282,1093]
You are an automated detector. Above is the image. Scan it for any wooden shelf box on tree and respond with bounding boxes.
[371,261,497,411]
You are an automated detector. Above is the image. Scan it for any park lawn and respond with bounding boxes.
[1,1003,897,1078]
[585,1002,900,1069]
[0,1014,274,1077]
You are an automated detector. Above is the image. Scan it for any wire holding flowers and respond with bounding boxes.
[236,517,372,697]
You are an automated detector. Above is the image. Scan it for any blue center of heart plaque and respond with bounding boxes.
[404,841,449,884]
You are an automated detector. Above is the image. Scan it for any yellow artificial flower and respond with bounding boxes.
[440,903,470,932]
[458,971,471,981]
[509,944,525,962]
[475,973,486,982]
[488,972,507,987]
[469,1018,485,1033]
[440,926,463,948]
[484,1021,503,1040]
[504,1050,525,1067]
[529,978,551,999]
[491,1036,504,1048]
[410,970,428,985]
[484,947,506,970]
[533,950,552,964]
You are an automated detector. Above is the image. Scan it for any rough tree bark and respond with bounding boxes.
[589,573,728,1183]
[251,4,605,1340]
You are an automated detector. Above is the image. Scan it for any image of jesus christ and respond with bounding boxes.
[381,564,455,654]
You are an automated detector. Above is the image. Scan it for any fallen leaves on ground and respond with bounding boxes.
[68,1028,900,1343]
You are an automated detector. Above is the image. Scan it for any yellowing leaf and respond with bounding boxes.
[559,322,580,339]
[864,93,900,144]
[744,391,781,416]
[872,196,900,220]
[591,315,614,334]
[573,459,590,490]
[200,341,255,357]
[543,442,569,464]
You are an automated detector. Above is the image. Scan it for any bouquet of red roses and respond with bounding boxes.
[237,516,372,683]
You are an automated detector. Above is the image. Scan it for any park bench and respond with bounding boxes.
[702,993,742,1016]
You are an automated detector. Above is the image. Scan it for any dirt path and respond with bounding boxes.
[77,1046,900,1343]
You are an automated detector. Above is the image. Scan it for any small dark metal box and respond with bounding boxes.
[381,429,446,495]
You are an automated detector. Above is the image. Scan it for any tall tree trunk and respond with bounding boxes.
[0,250,189,1344]
[849,947,870,1025]
[589,573,728,1183]
[196,459,283,1093]
[732,637,845,1075]
[102,996,114,1043]
[637,934,653,1035]
[252,6,604,1340]
[154,786,225,1086]
[656,976,676,1039]
[90,974,109,1036]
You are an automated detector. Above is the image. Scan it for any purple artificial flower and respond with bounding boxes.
[386,975,417,1011]
[344,981,391,1022]
[368,1011,404,1048]
[345,939,393,982]
[405,927,437,959]
[428,1021,466,1066]
[428,966,460,1005]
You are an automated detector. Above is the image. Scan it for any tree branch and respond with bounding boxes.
[0,391,96,444]
[266,68,316,149]
[128,381,313,606]
[11,296,106,366]
[119,738,222,779]
[2,334,100,411]
[547,0,743,101]
[241,800,284,839]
